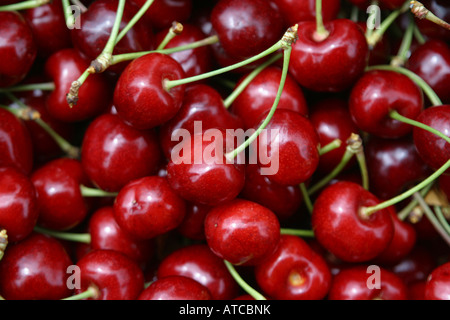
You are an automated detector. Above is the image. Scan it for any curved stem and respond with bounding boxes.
[314,0,329,40]
[0,0,50,11]
[223,260,266,300]
[280,228,315,238]
[390,16,415,67]
[115,0,155,45]
[61,0,76,29]
[156,22,183,50]
[62,286,99,300]
[397,181,434,221]
[34,226,91,244]
[355,148,369,190]
[318,139,342,156]
[300,183,314,214]
[0,82,55,93]
[434,205,450,235]
[410,0,450,31]
[80,185,118,198]
[413,24,426,45]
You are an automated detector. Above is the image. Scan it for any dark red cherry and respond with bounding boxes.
[138,275,212,300]
[289,19,369,92]
[45,48,111,122]
[22,0,72,59]
[349,70,424,138]
[31,158,91,231]
[210,0,284,60]
[113,52,185,130]
[0,11,37,87]
[113,176,186,240]
[230,66,308,130]
[440,174,450,200]
[413,105,450,174]
[0,167,39,243]
[157,244,239,300]
[272,0,340,27]
[81,113,162,192]
[378,0,407,9]
[0,108,34,175]
[0,233,73,300]
[414,0,450,42]
[204,199,280,266]
[328,265,408,300]
[176,202,211,240]
[73,249,144,300]
[254,235,332,300]
[311,181,394,263]
[424,262,450,300]
[408,281,427,300]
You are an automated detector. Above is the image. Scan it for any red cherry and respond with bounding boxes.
[349,70,424,139]
[311,181,394,263]
[0,233,73,300]
[113,176,186,240]
[408,281,427,300]
[176,202,211,241]
[81,113,162,192]
[254,235,332,300]
[113,52,186,130]
[0,11,37,87]
[289,19,369,92]
[138,275,212,300]
[204,199,280,266]
[272,0,340,27]
[424,262,450,300]
[378,0,408,9]
[0,167,39,243]
[414,0,450,42]
[157,244,239,300]
[45,48,111,122]
[74,249,144,300]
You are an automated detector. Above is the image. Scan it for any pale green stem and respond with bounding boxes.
[224,260,266,300]
[280,228,315,238]
[34,226,91,244]
[0,0,50,12]
[115,0,155,44]
[300,183,314,214]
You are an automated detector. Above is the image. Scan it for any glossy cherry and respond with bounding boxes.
[176,202,211,240]
[81,113,162,192]
[204,199,280,266]
[289,19,369,92]
[378,0,407,9]
[0,167,39,243]
[254,235,332,300]
[0,11,37,88]
[0,233,73,300]
[424,262,450,300]
[113,52,186,130]
[73,249,144,300]
[311,181,394,263]
[113,176,186,240]
[138,275,212,300]
[157,244,239,300]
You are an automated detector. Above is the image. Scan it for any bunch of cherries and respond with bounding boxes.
[0,0,449,301]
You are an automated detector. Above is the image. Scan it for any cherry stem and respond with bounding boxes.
[410,0,450,31]
[280,228,315,238]
[223,53,283,109]
[115,0,155,45]
[356,147,369,191]
[367,65,443,106]
[318,139,342,156]
[0,0,50,11]
[391,15,415,67]
[314,0,329,41]
[413,24,426,45]
[157,21,184,50]
[223,260,266,300]
[80,185,118,198]
[34,225,91,244]
[300,183,314,214]
[434,205,450,236]
[397,181,434,221]
[62,286,99,300]
[61,0,76,29]
[0,82,55,93]
[0,229,8,262]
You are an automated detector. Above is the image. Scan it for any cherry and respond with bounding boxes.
[73,249,144,300]
[44,48,111,123]
[113,52,186,130]
[30,158,92,231]
[311,181,394,263]
[272,0,340,27]
[414,0,450,42]
[204,199,280,266]
[254,235,332,300]
[210,0,284,60]
[113,176,186,240]
[0,167,39,243]
[349,70,424,139]
[412,105,450,174]
[176,202,211,240]
[328,265,408,300]
[424,261,450,300]
[0,108,34,175]
[157,244,239,300]
[289,19,369,92]
[81,113,162,192]
[408,281,427,300]
[138,275,212,300]
[378,0,408,9]
[0,233,73,300]
[230,66,308,130]
[0,11,37,88]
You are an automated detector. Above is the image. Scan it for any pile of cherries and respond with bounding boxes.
[0,0,450,301]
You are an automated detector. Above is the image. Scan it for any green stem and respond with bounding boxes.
[0,0,50,12]
[0,82,55,93]
[62,286,99,300]
[434,205,450,236]
[390,16,415,67]
[300,183,314,214]
[318,139,342,156]
[115,0,155,45]
[314,0,330,40]
[397,181,434,221]
[280,228,315,238]
[223,260,266,300]
[410,0,450,31]
[34,226,91,244]
[413,24,426,45]
[80,185,118,198]
[356,148,369,190]
[61,0,76,28]
[156,22,183,50]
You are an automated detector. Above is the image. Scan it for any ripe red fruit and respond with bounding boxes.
[424,262,450,300]
[138,275,212,300]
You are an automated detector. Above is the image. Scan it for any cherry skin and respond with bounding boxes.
[210,0,284,60]
[412,105,450,174]
[254,235,332,300]
[113,176,186,240]
[311,181,394,263]
[0,11,37,88]
[440,174,450,200]
[328,265,408,300]
[0,167,39,243]
[73,249,144,300]
[230,66,308,130]
[378,0,407,9]
[113,52,186,130]
[424,262,450,300]
[157,244,239,300]
[289,19,369,93]
[0,108,34,176]
[176,202,211,241]
[204,199,280,266]
[0,233,73,300]
[138,275,212,300]
[81,113,162,192]
[45,48,111,123]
